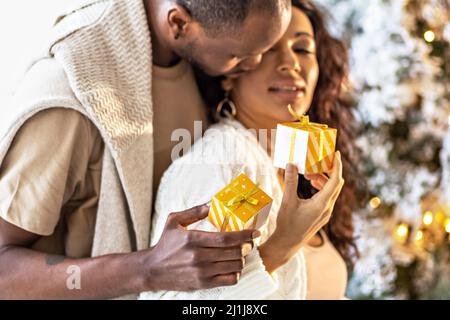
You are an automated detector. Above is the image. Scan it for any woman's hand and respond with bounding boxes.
[259,151,345,273]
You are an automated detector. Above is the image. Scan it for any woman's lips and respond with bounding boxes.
[268,84,306,104]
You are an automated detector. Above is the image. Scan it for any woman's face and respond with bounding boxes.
[229,7,319,128]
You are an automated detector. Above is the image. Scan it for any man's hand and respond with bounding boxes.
[0,204,260,299]
[139,204,260,291]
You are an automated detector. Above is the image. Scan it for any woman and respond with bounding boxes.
[140,0,365,300]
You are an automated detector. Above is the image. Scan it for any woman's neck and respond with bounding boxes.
[236,109,278,157]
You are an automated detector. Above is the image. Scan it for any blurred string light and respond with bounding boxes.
[445,218,450,234]
[423,211,434,226]
[415,230,424,242]
[424,30,436,42]
[369,196,381,209]
[396,223,409,241]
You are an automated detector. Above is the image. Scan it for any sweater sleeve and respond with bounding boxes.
[140,136,283,300]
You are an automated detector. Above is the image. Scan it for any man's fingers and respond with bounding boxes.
[209,273,240,287]
[206,259,245,277]
[188,229,261,248]
[241,242,253,256]
[199,246,250,262]
[283,163,299,200]
[168,204,210,227]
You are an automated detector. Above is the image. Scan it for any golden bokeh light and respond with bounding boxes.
[396,223,409,238]
[370,197,381,209]
[423,211,433,226]
[424,30,435,42]
[415,230,424,242]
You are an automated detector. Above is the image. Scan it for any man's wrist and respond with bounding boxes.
[129,249,155,293]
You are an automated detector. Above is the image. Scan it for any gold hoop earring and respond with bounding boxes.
[216,92,237,118]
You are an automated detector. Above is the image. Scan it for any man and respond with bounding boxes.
[0,0,291,299]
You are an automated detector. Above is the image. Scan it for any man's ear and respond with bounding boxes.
[221,78,235,92]
[167,5,192,40]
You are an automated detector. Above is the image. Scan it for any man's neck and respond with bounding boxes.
[144,0,181,67]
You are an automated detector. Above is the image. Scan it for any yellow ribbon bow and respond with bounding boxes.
[221,185,260,232]
[287,104,328,130]
[287,104,327,163]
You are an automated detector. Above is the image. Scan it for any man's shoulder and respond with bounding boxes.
[24,108,97,137]
[0,57,85,147]
[51,0,112,39]
[15,58,76,102]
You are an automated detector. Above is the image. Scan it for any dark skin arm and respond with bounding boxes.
[0,205,259,299]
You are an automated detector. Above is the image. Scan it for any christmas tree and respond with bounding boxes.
[316,0,450,299]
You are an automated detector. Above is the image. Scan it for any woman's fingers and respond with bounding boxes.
[312,151,344,205]
[304,173,328,182]
[329,151,343,182]
[305,173,328,190]
[310,179,325,190]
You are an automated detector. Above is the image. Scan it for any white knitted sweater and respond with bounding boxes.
[139,119,307,300]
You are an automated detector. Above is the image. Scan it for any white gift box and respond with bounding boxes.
[273,122,337,174]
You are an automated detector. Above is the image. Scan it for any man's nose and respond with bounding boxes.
[239,54,263,71]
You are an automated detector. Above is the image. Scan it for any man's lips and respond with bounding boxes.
[226,70,246,78]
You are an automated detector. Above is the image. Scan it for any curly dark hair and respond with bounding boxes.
[290,0,368,273]
[194,0,368,272]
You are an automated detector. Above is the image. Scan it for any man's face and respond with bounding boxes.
[176,9,292,77]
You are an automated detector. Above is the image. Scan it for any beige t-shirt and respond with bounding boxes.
[0,59,209,257]
[152,59,209,194]
[303,230,348,300]
[0,108,104,258]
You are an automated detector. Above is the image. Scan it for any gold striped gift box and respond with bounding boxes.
[208,174,273,232]
[304,126,337,173]
[274,106,337,174]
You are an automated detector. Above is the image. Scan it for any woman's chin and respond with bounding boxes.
[268,108,299,124]
[270,100,307,121]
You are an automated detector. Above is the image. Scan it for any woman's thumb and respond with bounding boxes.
[284,163,299,199]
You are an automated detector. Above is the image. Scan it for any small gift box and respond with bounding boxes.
[273,105,337,174]
[208,173,273,232]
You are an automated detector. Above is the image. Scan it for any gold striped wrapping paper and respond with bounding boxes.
[274,118,337,174]
[208,174,273,232]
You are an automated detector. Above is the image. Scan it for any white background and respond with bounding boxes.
[0,1,80,104]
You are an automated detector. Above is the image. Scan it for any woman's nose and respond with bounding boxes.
[277,52,301,74]
[239,54,263,71]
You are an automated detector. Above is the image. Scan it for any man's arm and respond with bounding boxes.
[0,205,258,299]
